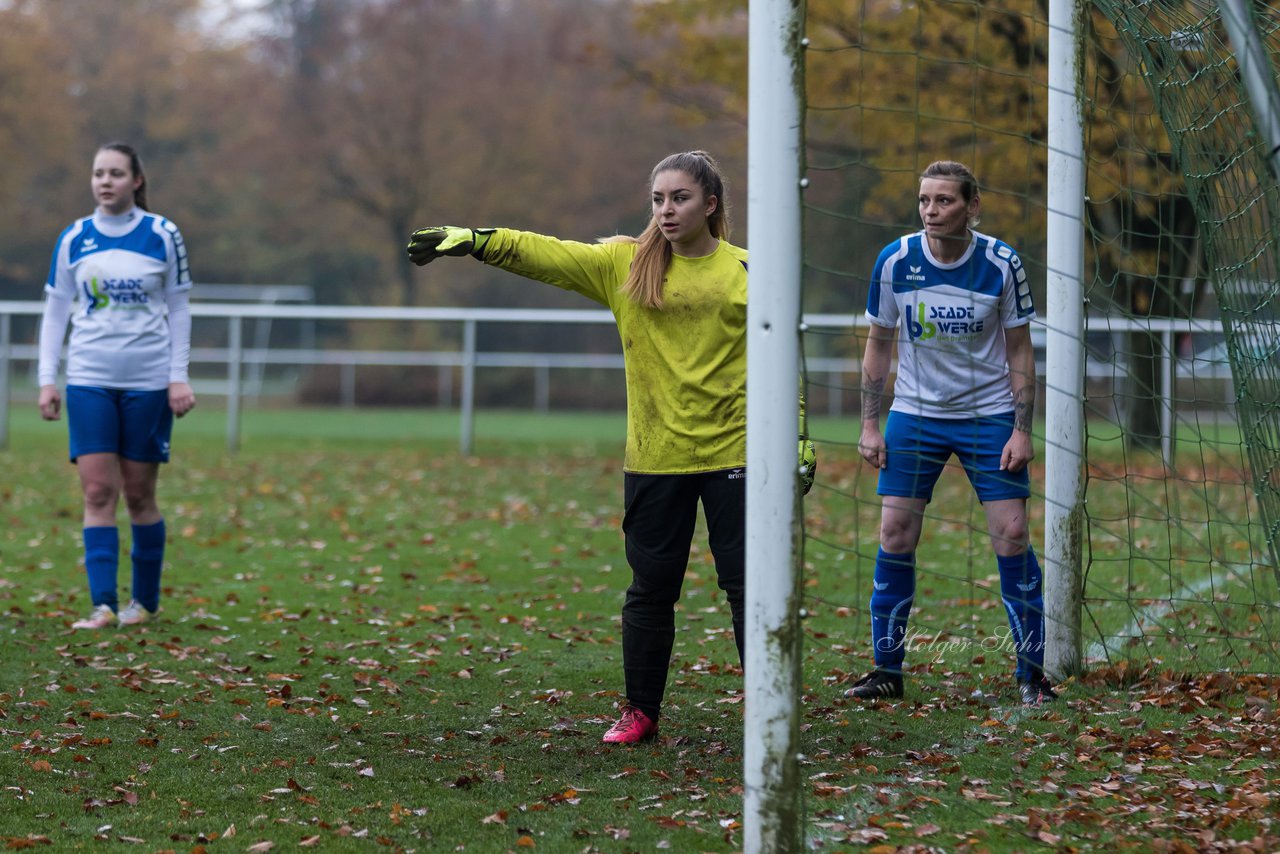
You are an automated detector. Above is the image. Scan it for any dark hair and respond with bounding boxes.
[603,150,731,309]
[98,141,149,211]
[921,160,979,203]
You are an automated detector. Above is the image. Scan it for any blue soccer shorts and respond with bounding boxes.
[66,385,173,463]
[877,410,1030,503]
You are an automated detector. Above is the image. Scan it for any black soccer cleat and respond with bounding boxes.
[844,668,904,700]
[1018,674,1058,706]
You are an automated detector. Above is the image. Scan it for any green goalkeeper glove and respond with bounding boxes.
[799,438,817,495]
[406,227,493,266]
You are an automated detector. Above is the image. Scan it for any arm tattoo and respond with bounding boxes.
[1013,385,1034,433]
[861,375,885,422]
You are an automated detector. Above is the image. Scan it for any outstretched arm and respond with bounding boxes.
[408,226,623,307]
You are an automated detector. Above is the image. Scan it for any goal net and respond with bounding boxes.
[799,0,1280,683]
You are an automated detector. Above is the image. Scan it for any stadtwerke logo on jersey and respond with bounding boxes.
[81,276,149,314]
[907,302,985,341]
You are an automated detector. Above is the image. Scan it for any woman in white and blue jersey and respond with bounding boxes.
[846,160,1056,705]
[37,142,195,631]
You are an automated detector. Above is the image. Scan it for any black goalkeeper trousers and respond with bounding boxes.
[620,468,746,722]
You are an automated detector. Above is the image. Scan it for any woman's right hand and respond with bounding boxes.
[858,424,887,469]
[407,226,476,266]
[38,385,62,421]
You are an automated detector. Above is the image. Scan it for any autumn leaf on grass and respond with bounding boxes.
[542,788,583,805]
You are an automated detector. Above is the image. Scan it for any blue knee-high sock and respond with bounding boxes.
[998,549,1045,681]
[130,520,166,613]
[83,526,120,610]
[870,548,915,672]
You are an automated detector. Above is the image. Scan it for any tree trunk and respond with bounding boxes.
[1123,193,1200,451]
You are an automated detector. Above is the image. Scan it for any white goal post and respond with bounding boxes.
[744,0,805,851]
[1043,0,1088,681]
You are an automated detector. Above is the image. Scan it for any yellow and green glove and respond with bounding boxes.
[799,438,817,495]
[406,227,494,266]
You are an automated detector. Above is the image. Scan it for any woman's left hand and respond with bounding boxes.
[169,382,196,418]
[1000,429,1034,473]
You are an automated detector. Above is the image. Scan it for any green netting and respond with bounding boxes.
[1090,0,1280,576]
[1079,0,1280,670]
[798,0,1279,679]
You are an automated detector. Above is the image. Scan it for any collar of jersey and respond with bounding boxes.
[92,208,145,238]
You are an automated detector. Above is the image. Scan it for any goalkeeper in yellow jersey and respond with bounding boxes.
[407,150,815,744]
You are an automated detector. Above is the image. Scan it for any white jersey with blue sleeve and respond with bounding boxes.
[866,229,1035,418]
[44,209,192,390]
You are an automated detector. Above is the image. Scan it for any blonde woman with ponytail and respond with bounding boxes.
[408,150,811,745]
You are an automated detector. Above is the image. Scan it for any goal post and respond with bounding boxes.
[744,0,806,850]
[1043,0,1088,680]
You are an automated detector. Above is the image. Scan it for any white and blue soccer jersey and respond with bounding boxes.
[866,229,1035,418]
[45,210,191,390]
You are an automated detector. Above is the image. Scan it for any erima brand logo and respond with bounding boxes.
[905,264,926,282]
[727,468,745,480]
[1016,580,1039,592]
[873,581,889,591]
[80,237,98,254]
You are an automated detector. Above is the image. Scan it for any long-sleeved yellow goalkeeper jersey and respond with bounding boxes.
[479,228,748,474]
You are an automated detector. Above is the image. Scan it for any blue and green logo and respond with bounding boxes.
[83,278,110,314]
[907,302,936,340]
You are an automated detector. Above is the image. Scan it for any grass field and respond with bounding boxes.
[1,406,1277,851]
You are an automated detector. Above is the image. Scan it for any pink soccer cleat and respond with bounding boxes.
[602,706,658,744]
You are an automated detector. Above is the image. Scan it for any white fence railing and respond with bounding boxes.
[0,300,1238,457]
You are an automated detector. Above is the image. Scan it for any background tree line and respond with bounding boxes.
[0,0,1204,431]
[0,0,738,311]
